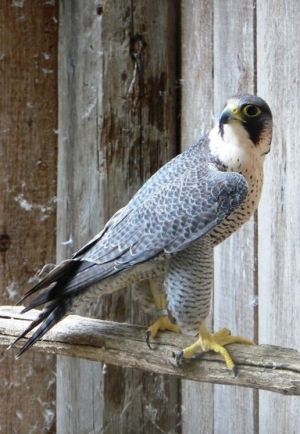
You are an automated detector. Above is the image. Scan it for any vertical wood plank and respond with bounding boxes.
[57,1,180,433]
[180,1,215,433]
[257,1,300,432]
[181,0,214,149]
[213,1,258,432]
[0,2,58,433]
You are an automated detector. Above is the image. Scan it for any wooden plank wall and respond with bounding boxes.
[0,2,58,433]
[213,2,258,433]
[180,1,215,432]
[1,1,300,433]
[257,1,300,432]
[56,1,179,433]
[181,1,300,433]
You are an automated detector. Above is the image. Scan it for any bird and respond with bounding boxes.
[12,93,272,375]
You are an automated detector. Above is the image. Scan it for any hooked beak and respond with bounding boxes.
[219,103,246,125]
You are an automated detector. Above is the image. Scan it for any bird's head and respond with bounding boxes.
[219,94,273,156]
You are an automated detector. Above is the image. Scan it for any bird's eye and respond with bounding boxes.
[243,105,261,117]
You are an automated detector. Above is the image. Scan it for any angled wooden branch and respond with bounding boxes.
[0,305,300,395]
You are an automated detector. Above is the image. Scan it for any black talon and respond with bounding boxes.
[145,330,152,349]
[231,365,238,378]
[175,350,185,366]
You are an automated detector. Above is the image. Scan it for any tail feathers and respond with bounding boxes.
[18,259,117,309]
[21,283,59,313]
[14,258,120,356]
[14,298,75,357]
[16,259,79,306]
[19,261,88,312]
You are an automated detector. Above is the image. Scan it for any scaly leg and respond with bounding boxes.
[176,321,254,376]
[146,280,180,348]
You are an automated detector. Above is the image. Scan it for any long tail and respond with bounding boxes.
[13,259,117,356]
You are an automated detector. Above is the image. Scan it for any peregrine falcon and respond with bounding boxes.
[13,93,272,375]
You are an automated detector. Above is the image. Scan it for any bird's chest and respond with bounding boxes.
[210,154,264,246]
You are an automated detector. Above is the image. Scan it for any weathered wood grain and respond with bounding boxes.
[0,3,57,433]
[213,1,258,433]
[57,1,179,433]
[257,1,300,432]
[1,306,300,396]
[180,1,214,432]
[1,2,298,432]
[57,4,107,431]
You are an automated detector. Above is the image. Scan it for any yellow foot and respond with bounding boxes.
[175,322,254,377]
[146,315,180,348]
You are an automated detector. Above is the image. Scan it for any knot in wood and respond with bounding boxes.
[0,234,11,252]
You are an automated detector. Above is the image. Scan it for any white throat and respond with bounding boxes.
[208,123,265,172]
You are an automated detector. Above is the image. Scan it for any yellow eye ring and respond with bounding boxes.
[243,105,261,117]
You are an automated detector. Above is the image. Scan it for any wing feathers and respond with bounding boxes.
[13,139,249,355]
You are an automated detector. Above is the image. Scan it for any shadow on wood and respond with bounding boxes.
[1,305,299,396]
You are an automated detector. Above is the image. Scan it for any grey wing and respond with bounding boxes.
[79,167,248,267]
[13,165,248,356]
[74,143,203,259]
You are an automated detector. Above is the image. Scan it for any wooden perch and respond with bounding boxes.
[0,305,300,395]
